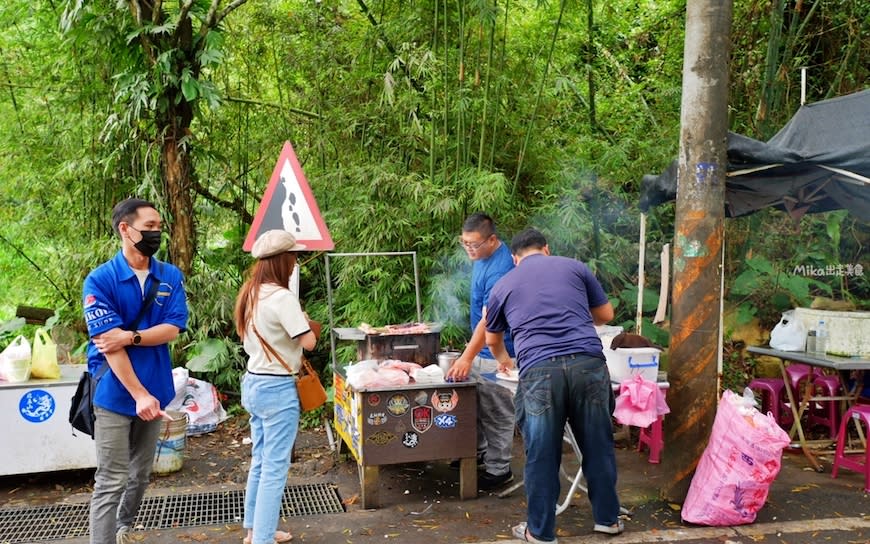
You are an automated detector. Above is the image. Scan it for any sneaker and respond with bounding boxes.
[511,522,558,543]
[593,520,625,535]
[477,469,514,491]
[449,454,485,470]
[115,526,131,544]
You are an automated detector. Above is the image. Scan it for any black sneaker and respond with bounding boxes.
[450,455,485,470]
[478,469,514,491]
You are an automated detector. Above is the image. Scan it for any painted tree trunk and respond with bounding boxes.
[662,0,732,503]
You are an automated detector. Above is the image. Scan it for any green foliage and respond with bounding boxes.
[721,340,757,395]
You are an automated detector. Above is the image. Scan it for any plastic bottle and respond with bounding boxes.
[815,320,828,356]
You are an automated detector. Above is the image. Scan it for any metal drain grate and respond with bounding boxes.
[0,483,344,543]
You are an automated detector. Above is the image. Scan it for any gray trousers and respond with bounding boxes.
[89,407,162,544]
[471,356,516,475]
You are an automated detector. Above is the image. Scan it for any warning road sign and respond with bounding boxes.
[243,141,334,252]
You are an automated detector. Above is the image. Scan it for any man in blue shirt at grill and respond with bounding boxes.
[83,198,188,544]
[485,227,623,543]
[445,212,517,491]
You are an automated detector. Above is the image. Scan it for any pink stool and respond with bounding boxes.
[809,375,842,439]
[831,404,870,493]
[748,378,787,425]
[637,415,664,464]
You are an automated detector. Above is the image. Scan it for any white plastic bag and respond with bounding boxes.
[0,335,32,382]
[166,374,228,436]
[769,310,806,351]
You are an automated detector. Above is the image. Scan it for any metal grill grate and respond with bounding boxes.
[0,483,343,543]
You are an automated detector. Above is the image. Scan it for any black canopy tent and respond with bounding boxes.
[639,88,870,220]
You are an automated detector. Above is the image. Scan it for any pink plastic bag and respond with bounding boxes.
[682,389,790,526]
[613,375,670,428]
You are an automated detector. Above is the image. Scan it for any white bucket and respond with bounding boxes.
[152,411,187,474]
[605,347,661,383]
[437,351,460,374]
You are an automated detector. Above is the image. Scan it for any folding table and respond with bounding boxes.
[747,346,870,471]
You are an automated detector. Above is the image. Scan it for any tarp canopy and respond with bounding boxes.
[639,88,870,221]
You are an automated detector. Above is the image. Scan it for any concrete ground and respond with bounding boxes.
[14,426,869,544]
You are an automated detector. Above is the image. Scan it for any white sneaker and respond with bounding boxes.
[115,526,132,544]
[511,522,558,543]
[593,520,625,535]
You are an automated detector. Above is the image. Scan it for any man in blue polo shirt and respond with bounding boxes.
[445,212,516,491]
[83,198,188,544]
[485,227,623,543]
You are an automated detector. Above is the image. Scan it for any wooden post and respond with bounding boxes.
[661,0,732,502]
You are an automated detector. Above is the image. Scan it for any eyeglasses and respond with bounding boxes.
[459,235,492,251]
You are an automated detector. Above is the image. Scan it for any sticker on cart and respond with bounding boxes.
[434,413,457,429]
[367,431,397,446]
[402,431,420,448]
[368,394,381,407]
[367,412,388,426]
[413,391,428,406]
[432,390,459,412]
[411,405,433,433]
[386,394,410,416]
[19,389,56,423]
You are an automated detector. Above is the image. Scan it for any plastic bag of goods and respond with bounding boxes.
[0,335,32,383]
[682,389,790,526]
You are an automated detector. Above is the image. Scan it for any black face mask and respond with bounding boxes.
[130,227,162,257]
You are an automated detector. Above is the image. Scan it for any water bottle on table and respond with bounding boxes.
[814,320,828,356]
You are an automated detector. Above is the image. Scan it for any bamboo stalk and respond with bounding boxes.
[511,0,566,197]
[477,3,496,174]
[487,0,510,170]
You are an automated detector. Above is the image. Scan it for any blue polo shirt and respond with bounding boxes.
[486,253,608,373]
[83,251,188,416]
[471,241,515,359]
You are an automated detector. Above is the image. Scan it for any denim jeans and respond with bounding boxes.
[515,354,620,541]
[90,407,163,544]
[470,356,515,475]
[241,373,301,544]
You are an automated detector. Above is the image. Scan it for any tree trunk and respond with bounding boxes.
[661,0,732,502]
[162,135,195,277]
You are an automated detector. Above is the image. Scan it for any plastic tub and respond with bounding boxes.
[605,347,661,383]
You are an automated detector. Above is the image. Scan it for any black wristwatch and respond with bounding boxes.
[132,331,142,346]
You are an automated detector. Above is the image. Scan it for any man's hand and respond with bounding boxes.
[497,358,516,374]
[135,393,162,421]
[446,356,473,381]
[92,328,133,354]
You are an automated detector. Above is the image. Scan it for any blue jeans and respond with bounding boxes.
[90,407,163,544]
[241,373,301,544]
[515,354,620,541]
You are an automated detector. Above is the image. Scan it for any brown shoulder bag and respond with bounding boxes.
[252,325,327,412]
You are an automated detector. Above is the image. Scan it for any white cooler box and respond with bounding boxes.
[604,347,661,383]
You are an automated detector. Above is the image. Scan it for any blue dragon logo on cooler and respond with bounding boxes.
[20,389,56,423]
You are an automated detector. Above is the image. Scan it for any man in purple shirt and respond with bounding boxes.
[485,228,623,542]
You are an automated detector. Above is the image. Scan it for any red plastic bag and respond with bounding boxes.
[682,389,790,526]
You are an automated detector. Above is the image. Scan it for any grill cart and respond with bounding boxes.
[325,252,478,508]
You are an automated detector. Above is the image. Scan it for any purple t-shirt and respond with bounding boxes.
[485,253,608,373]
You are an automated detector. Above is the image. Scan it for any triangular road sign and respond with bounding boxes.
[243,141,334,252]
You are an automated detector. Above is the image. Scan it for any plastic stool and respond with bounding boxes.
[831,405,870,493]
[748,378,787,426]
[809,375,842,439]
[637,415,664,464]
